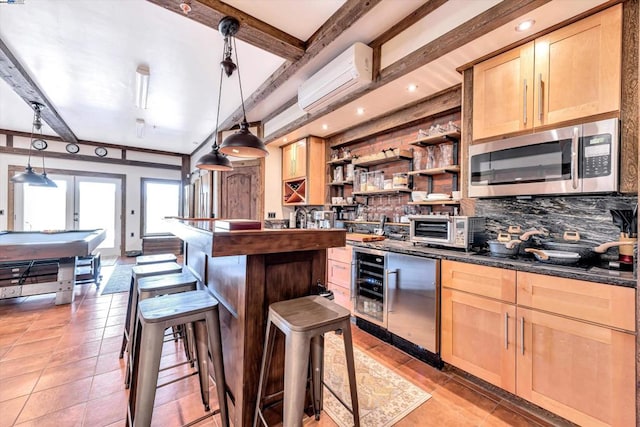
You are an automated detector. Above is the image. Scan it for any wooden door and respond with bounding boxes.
[516,307,635,427]
[220,160,263,220]
[441,288,517,393]
[281,139,307,180]
[472,42,534,140]
[534,5,621,128]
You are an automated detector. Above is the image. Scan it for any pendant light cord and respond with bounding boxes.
[212,41,226,150]
[231,36,247,121]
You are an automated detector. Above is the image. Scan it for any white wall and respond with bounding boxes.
[2,135,181,252]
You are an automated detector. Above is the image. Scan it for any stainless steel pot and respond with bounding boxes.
[488,232,521,257]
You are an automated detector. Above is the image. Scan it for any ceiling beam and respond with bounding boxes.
[146,0,305,61]
[0,38,79,143]
[262,0,551,143]
[214,0,383,135]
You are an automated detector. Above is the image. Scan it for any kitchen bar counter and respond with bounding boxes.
[168,219,346,427]
[348,239,636,288]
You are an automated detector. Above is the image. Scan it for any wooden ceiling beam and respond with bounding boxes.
[214,0,383,136]
[0,38,79,143]
[146,0,305,61]
[262,0,551,143]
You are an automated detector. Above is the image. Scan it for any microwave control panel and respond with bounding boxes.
[582,133,611,178]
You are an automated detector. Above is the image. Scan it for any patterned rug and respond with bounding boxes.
[323,332,431,426]
[100,264,133,295]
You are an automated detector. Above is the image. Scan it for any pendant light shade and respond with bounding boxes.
[219,119,269,157]
[196,146,233,171]
[30,171,58,187]
[11,165,46,185]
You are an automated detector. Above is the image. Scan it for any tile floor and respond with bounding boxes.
[0,261,572,427]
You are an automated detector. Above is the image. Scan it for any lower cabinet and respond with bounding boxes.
[327,246,353,313]
[441,260,636,427]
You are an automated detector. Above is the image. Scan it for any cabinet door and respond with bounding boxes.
[517,307,635,427]
[441,260,516,303]
[473,42,534,140]
[441,288,516,393]
[327,259,351,288]
[282,140,307,180]
[328,281,353,314]
[534,5,621,128]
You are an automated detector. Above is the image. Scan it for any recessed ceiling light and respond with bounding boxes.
[322,124,328,130]
[516,19,535,32]
[407,84,417,92]
[283,137,288,142]
[356,107,365,115]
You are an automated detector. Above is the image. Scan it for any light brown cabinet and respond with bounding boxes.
[441,262,517,393]
[516,272,635,427]
[473,5,622,141]
[441,261,636,427]
[282,139,307,180]
[282,136,326,205]
[327,245,353,313]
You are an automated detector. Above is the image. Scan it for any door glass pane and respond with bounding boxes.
[78,181,116,249]
[145,181,180,235]
[22,180,67,231]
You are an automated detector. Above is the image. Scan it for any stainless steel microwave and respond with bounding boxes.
[468,118,619,198]
[409,215,485,250]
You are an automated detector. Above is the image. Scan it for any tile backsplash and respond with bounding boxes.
[475,195,638,243]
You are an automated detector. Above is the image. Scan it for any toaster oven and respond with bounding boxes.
[409,215,485,250]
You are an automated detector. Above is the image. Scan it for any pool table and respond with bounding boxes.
[0,229,106,304]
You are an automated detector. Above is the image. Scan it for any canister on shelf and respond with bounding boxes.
[392,173,408,188]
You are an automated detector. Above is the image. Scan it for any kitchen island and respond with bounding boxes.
[168,219,346,427]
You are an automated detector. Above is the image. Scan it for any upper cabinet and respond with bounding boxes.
[282,136,326,206]
[473,5,622,141]
[282,139,307,181]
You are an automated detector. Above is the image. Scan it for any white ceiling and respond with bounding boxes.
[0,0,610,155]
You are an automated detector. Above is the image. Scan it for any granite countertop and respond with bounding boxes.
[347,239,636,288]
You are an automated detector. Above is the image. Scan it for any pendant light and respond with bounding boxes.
[217,16,269,158]
[195,19,234,171]
[29,104,57,188]
[11,103,48,186]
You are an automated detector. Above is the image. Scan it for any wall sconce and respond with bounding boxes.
[135,65,150,109]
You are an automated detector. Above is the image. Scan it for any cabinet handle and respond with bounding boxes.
[537,73,543,122]
[520,317,525,355]
[522,79,527,125]
[504,312,509,349]
[333,264,346,270]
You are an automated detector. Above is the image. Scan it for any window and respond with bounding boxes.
[141,179,181,236]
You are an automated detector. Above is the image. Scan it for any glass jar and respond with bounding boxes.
[438,144,453,167]
[392,173,408,188]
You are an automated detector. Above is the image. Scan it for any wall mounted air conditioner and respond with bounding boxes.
[298,42,373,114]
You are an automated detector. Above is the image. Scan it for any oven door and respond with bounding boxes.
[469,122,582,197]
[410,217,452,244]
[353,248,387,328]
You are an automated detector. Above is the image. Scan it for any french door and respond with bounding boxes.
[14,175,123,256]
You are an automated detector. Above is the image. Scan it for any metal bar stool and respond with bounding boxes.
[124,270,199,388]
[127,290,230,427]
[119,262,182,361]
[136,253,178,265]
[254,295,360,427]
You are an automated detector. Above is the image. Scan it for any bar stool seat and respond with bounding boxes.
[136,253,178,265]
[127,290,229,427]
[119,262,182,360]
[254,295,360,427]
[125,271,200,387]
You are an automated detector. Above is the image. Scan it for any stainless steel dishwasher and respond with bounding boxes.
[385,252,440,354]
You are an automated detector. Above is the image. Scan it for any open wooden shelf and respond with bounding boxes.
[353,188,412,196]
[408,165,461,176]
[352,149,413,167]
[408,130,460,146]
[327,157,353,165]
[407,200,460,206]
[328,180,353,186]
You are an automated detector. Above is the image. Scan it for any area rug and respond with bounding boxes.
[100,264,133,295]
[323,332,431,426]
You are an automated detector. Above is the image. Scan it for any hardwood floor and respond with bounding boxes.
[0,261,571,427]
